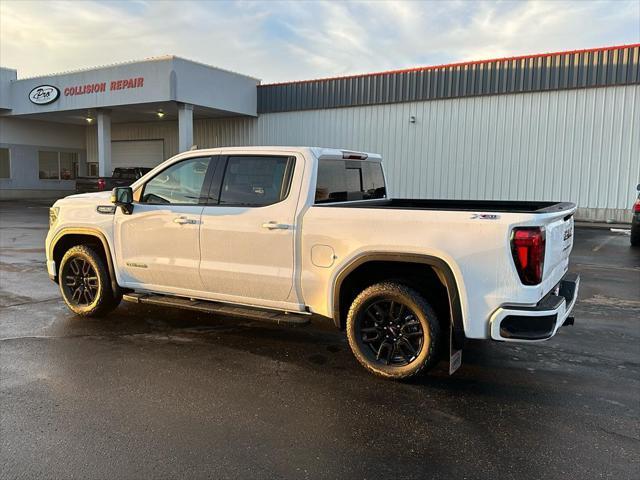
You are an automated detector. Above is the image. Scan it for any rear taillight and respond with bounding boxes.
[511,227,545,285]
[97,178,106,191]
[634,199,640,213]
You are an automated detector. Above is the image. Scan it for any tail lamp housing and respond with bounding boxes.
[511,227,545,285]
[97,178,106,191]
[633,199,640,213]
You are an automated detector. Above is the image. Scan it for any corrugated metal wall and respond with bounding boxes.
[258,45,640,113]
[194,85,640,223]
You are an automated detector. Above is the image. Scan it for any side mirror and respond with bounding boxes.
[637,184,640,192]
[111,186,134,215]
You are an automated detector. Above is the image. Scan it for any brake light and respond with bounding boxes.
[342,151,368,160]
[97,178,106,191]
[511,227,545,285]
[634,199,640,213]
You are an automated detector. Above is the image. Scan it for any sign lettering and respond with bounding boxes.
[63,77,145,97]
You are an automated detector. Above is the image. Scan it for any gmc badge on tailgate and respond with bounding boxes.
[564,228,573,241]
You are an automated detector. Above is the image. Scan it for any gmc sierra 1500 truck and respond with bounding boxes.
[46,147,579,379]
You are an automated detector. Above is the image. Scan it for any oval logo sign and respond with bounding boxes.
[28,85,60,105]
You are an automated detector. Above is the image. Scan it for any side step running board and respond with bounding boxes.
[123,293,310,326]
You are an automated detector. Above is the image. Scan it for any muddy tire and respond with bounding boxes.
[59,245,121,317]
[346,282,441,380]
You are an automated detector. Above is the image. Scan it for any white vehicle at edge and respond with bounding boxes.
[46,147,579,379]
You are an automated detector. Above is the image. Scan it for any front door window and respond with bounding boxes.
[141,157,211,205]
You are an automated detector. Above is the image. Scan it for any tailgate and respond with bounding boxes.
[75,179,98,193]
[542,210,575,290]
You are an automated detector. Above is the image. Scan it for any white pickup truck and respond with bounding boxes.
[46,147,579,379]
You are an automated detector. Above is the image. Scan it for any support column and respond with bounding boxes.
[178,103,194,152]
[77,152,88,177]
[96,110,112,177]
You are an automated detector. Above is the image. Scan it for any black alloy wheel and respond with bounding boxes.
[62,257,99,306]
[346,282,441,379]
[358,299,424,366]
[58,245,121,317]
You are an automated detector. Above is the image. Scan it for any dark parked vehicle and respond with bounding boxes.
[75,167,151,194]
[631,184,640,247]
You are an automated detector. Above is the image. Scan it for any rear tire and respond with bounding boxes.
[59,245,121,317]
[346,282,441,379]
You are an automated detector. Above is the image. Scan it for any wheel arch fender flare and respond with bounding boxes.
[331,252,465,347]
[49,227,120,296]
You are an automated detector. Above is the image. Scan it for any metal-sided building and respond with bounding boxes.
[1,44,638,222]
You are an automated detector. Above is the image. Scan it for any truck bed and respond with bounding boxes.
[318,198,575,214]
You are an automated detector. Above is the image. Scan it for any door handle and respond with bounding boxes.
[261,221,291,230]
[174,216,198,225]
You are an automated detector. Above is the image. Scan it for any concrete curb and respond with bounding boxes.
[575,222,630,230]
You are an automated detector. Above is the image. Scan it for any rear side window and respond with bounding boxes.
[315,160,386,203]
[219,156,294,207]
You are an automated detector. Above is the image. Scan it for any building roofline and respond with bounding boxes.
[261,43,640,87]
[14,55,261,82]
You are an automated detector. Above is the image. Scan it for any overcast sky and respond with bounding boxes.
[1,0,638,83]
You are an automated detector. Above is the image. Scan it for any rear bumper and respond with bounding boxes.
[490,273,580,342]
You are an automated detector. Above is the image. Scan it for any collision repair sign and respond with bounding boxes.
[63,77,145,97]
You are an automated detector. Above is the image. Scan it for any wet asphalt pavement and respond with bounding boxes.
[1,201,638,480]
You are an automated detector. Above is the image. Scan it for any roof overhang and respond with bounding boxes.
[0,56,259,122]
[7,102,242,125]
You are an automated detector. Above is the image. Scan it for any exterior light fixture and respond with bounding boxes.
[157,110,165,119]
[85,117,93,124]
[409,115,416,123]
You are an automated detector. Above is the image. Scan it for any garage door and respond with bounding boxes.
[111,140,164,169]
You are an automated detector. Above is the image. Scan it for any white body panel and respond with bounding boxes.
[199,205,296,303]
[300,205,572,339]
[197,149,307,311]
[114,204,204,291]
[46,146,578,341]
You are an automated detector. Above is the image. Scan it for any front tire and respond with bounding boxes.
[346,282,441,379]
[59,245,121,317]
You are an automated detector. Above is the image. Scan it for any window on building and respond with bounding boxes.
[38,151,78,180]
[0,148,9,179]
[141,157,211,205]
[38,151,59,179]
[315,159,386,203]
[60,152,76,180]
[219,156,294,207]
[87,163,99,177]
